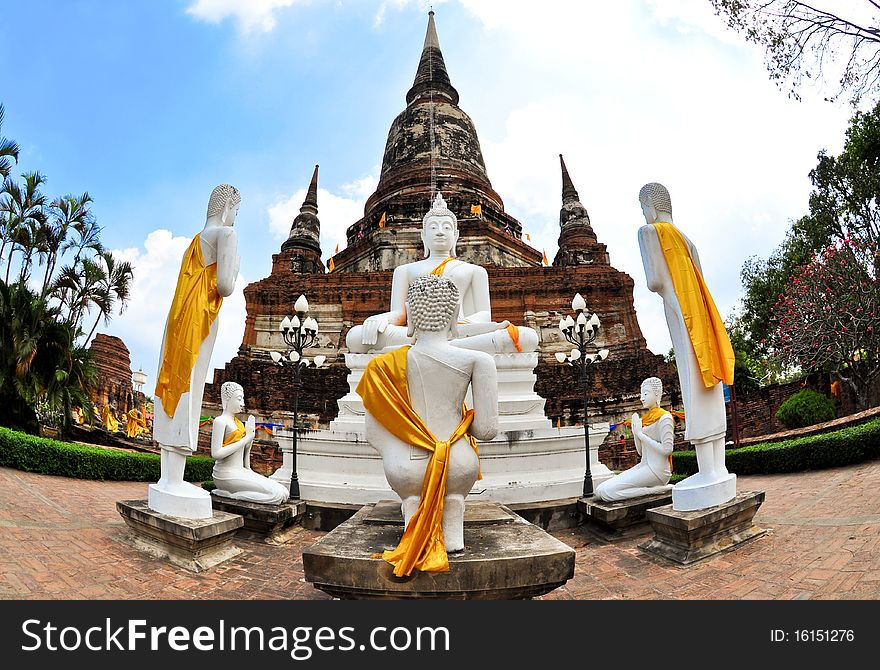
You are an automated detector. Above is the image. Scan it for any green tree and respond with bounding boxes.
[84,251,134,343]
[0,172,48,284]
[0,105,19,180]
[739,101,880,363]
[0,281,95,434]
[769,239,879,409]
[710,1,880,104]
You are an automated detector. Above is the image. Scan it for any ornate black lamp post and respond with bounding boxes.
[556,292,609,497]
[270,294,328,500]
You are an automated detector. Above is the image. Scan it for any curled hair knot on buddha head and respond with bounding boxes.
[641,376,663,401]
[638,182,672,218]
[207,184,242,220]
[221,381,244,409]
[406,274,460,340]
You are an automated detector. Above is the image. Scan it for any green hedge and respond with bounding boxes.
[671,418,880,477]
[0,426,214,482]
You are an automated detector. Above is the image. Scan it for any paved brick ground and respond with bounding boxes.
[1,462,878,600]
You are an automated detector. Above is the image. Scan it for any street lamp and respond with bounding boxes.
[270,294,329,500]
[555,292,609,497]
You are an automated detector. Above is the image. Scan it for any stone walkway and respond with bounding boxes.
[1,461,878,600]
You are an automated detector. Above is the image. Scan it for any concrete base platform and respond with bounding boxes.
[210,495,307,545]
[638,490,767,565]
[303,501,575,599]
[116,499,244,572]
[578,492,673,541]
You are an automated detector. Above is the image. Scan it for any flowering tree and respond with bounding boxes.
[769,238,880,409]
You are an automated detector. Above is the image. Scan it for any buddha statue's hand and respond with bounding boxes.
[246,415,256,439]
[631,413,642,438]
[361,314,388,345]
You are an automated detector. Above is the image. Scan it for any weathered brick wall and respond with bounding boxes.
[724,372,857,441]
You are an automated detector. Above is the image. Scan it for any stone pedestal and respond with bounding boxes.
[638,491,766,565]
[578,491,673,541]
[303,501,575,599]
[116,499,243,572]
[210,494,307,544]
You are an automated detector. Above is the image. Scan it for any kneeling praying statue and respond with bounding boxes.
[595,377,674,502]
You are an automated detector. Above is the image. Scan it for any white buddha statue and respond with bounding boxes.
[346,192,539,355]
[211,382,289,505]
[637,182,736,511]
[359,274,498,576]
[150,183,241,519]
[595,377,674,502]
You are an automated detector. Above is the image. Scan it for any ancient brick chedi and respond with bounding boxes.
[206,12,675,425]
[89,333,136,414]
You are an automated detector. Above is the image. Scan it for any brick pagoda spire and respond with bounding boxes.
[333,11,541,272]
[275,165,325,274]
[553,154,609,267]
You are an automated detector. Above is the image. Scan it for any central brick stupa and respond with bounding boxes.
[206,12,675,431]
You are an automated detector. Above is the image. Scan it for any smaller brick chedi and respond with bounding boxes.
[206,12,675,428]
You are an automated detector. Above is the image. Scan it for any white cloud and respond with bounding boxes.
[186,0,298,33]
[100,229,247,388]
[457,0,852,356]
[267,171,378,261]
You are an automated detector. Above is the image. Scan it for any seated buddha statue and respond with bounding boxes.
[346,192,539,355]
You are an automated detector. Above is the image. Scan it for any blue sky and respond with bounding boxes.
[0,0,859,387]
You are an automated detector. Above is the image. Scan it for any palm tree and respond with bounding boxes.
[0,104,19,180]
[38,193,93,298]
[1,172,48,284]
[52,257,106,336]
[85,250,134,343]
[0,280,95,434]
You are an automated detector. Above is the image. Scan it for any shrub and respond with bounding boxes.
[671,418,880,477]
[0,426,214,482]
[775,388,836,428]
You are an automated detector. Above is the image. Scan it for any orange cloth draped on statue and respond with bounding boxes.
[356,345,480,576]
[102,405,119,432]
[652,222,735,388]
[223,417,247,446]
[154,233,223,417]
[126,409,146,438]
[429,256,455,276]
[641,406,673,471]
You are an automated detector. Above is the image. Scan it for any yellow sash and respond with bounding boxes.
[356,345,480,576]
[224,417,246,446]
[640,406,672,471]
[154,234,223,417]
[429,256,455,276]
[652,222,734,388]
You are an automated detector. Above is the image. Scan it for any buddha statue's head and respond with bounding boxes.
[220,381,245,413]
[640,377,663,409]
[406,274,461,340]
[422,192,459,258]
[206,184,242,227]
[638,182,672,224]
